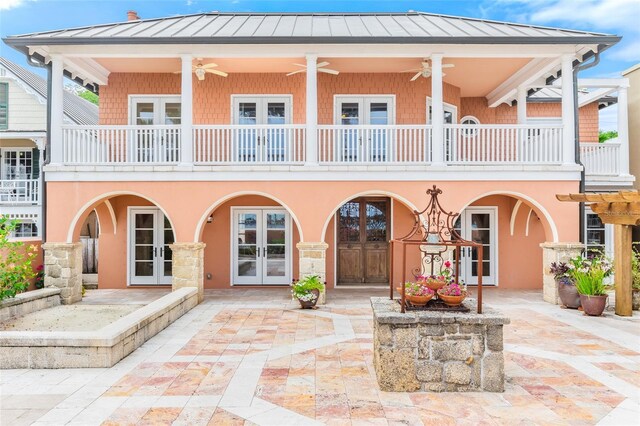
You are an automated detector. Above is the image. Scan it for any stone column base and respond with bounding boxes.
[540,242,583,305]
[170,242,206,303]
[42,242,83,305]
[297,242,329,304]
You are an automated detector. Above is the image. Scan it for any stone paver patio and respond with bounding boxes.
[1,288,639,426]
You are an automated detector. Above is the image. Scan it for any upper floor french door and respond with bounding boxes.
[334,95,395,162]
[129,96,181,163]
[232,96,292,162]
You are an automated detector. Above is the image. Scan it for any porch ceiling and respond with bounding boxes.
[94,56,533,97]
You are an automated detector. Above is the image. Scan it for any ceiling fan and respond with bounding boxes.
[174,58,228,80]
[404,60,455,81]
[286,61,339,76]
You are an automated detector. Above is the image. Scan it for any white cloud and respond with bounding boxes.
[0,0,34,11]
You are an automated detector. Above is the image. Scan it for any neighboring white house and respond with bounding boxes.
[0,57,98,239]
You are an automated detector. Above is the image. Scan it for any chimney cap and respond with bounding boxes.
[127,10,139,21]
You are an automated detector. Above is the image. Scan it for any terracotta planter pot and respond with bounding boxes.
[437,291,467,307]
[422,279,447,292]
[407,293,433,307]
[632,289,640,311]
[557,278,581,309]
[579,294,608,316]
[298,289,320,309]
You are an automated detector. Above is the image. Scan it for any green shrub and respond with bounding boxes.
[632,245,640,290]
[291,275,325,300]
[0,216,38,301]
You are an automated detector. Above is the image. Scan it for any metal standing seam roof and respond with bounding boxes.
[0,57,99,126]
[3,12,620,45]
[529,86,617,108]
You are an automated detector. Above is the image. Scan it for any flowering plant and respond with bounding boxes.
[416,261,456,285]
[438,282,467,297]
[405,282,435,297]
[34,264,45,289]
[291,275,325,301]
[0,216,38,301]
[567,253,612,296]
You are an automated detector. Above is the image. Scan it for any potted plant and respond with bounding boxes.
[405,282,435,306]
[568,253,613,316]
[632,245,640,311]
[437,282,467,307]
[550,261,580,309]
[291,275,325,309]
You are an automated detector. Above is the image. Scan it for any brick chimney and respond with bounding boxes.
[127,10,139,21]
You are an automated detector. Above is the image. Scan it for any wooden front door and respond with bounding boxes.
[337,197,390,285]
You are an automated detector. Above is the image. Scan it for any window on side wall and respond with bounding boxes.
[11,221,39,239]
[584,206,613,258]
[0,82,8,130]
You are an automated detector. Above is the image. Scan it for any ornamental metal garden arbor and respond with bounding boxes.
[390,186,484,314]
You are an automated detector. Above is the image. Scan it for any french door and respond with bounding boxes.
[335,96,394,162]
[232,96,291,162]
[427,98,457,161]
[453,208,497,286]
[130,96,181,162]
[129,208,174,285]
[232,208,291,285]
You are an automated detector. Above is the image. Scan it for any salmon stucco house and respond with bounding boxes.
[2,11,634,303]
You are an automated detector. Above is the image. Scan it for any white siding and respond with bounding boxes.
[0,77,46,131]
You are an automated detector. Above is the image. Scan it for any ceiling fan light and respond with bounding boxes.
[195,67,206,80]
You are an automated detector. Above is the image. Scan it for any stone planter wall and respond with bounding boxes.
[0,288,61,322]
[372,297,510,392]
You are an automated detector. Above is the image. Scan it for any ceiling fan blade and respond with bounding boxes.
[201,63,219,69]
[410,71,422,81]
[206,68,228,77]
[316,61,330,68]
[442,64,455,68]
[318,68,339,75]
[292,63,307,68]
[286,69,306,76]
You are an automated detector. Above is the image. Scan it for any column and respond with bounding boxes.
[297,242,328,304]
[539,242,583,304]
[561,54,576,165]
[305,54,319,165]
[614,224,632,316]
[170,242,205,303]
[517,85,528,124]
[617,84,630,175]
[180,55,193,165]
[42,242,83,304]
[49,56,64,165]
[430,54,445,166]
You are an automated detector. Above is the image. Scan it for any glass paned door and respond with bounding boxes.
[130,97,181,163]
[232,97,291,163]
[454,208,497,286]
[129,208,174,285]
[335,97,394,162]
[232,208,291,285]
[428,99,457,161]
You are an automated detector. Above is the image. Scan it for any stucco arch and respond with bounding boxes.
[320,190,422,243]
[67,191,177,243]
[194,191,305,242]
[459,190,559,243]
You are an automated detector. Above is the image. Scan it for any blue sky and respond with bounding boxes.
[1,0,638,129]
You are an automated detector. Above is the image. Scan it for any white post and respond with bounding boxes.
[180,55,193,165]
[517,85,528,124]
[431,53,445,166]
[617,84,630,175]
[561,54,576,165]
[50,56,64,165]
[305,53,318,165]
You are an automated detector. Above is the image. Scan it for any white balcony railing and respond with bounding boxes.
[444,124,563,164]
[317,125,432,163]
[580,142,621,176]
[193,125,306,164]
[0,179,39,204]
[62,125,181,164]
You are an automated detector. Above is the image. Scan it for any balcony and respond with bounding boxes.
[0,179,39,204]
[61,123,566,167]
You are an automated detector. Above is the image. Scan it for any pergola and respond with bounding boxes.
[556,190,639,316]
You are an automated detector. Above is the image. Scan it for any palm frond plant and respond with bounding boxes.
[567,252,613,316]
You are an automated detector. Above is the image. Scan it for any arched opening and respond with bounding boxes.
[457,193,553,290]
[70,193,176,289]
[197,194,302,288]
[322,191,420,290]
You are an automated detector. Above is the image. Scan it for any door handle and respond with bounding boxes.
[257,247,261,257]
[160,247,164,258]
[154,247,158,257]
[263,247,267,258]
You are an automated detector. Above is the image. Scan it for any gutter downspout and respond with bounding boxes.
[573,52,601,244]
[27,57,51,244]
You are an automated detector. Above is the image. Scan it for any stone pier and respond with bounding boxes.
[540,242,583,305]
[297,242,328,304]
[170,242,206,303]
[42,242,83,305]
[371,297,509,392]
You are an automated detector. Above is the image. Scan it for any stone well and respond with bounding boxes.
[371,297,510,392]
